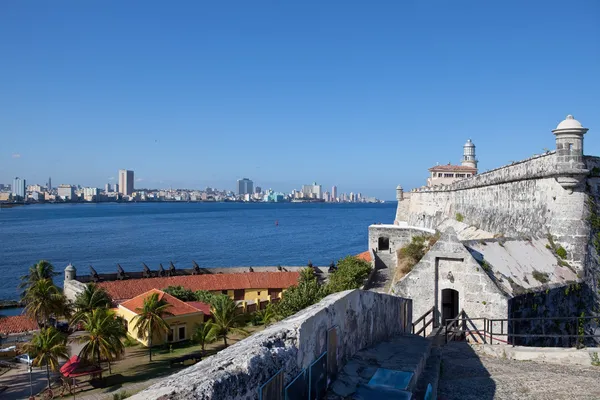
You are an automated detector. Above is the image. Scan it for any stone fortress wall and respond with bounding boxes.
[130,290,412,400]
[397,151,596,272]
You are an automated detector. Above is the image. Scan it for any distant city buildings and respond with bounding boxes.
[119,170,134,196]
[12,177,26,199]
[58,184,75,201]
[301,182,322,199]
[47,177,52,192]
[237,178,254,195]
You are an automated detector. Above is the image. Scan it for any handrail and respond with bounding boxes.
[412,306,436,337]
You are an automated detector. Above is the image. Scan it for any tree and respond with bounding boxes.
[209,295,247,347]
[24,327,69,390]
[131,293,173,361]
[23,279,69,327]
[76,308,127,374]
[194,290,217,304]
[19,260,56,294]
[192,322,216,352]
[163,286,196,301]
[326,256,372,293]
[276,267,326,318]
[254,304,276,327]
[71,283,112,325]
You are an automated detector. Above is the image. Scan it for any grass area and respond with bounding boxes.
[41,325,265,399]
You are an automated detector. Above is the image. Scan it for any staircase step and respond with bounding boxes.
[412,347,442,400]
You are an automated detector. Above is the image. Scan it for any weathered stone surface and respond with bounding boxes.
[129,290,412,400]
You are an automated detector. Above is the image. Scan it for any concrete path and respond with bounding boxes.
[438,341,600,400]
[0,363,54,400]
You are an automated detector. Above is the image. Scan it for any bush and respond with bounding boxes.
[399,236,427,264]
[556,246,567,259]
[456,213,464,222]
[276,278,325,319]
[195,290,218,305]
[326,256,372,293]
[113,391,130,400]
[163,286,196,301]
[532,270,550,284]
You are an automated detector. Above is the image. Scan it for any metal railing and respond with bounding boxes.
[444,311,600,346]
[412,306,436,337]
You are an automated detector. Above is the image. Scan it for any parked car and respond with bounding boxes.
[56,322,70,333]
[15,354,33,365]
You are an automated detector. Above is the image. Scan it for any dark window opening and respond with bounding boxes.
[233,289,245,300]
[441,288,459,325]
[178,326,185,341]
[167,328,174,342]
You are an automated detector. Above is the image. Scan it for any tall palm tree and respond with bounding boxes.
[19,260,56,294]
[210,295,248,347]
[24,327,69,390]
[76,308,127,374]
[192,322,215,352]
[71,283,112,324]
[23,279,68,327]
[131,293,173,361]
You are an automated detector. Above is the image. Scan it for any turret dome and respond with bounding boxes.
[554,115,587,132]
[464,139,475,147]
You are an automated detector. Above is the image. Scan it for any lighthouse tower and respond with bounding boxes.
[461,139,478,170]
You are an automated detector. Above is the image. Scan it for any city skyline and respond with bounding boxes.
[1,2,599,200]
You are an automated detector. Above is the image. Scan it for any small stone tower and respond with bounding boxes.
[461,139,478,170]
[396,185,404,201]
[552,115,589,192]
[65,264,76,281]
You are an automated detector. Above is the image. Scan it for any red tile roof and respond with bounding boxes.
[0,315,39,335]
[119,289,204,317]
[101,271,299,302]
[186,301,212,316]
[356,251,372,262]
[428,164,477,172]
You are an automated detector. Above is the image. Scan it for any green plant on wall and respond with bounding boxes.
[556,246,567,259]
[455,213,464,222]
[590,352,600,367]
[578,312,586,349]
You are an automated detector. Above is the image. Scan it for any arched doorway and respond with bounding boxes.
[441,289,459,325]
[378,237,390,251]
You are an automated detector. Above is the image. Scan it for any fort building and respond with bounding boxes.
[366,114,600,341]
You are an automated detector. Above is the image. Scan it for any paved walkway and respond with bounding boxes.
[438,342,600,400]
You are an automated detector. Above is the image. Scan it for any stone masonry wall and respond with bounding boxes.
[391,230,509,335]
[397,152,593,272]
[129,290,412,400]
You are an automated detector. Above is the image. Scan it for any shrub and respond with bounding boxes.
[326,256,372,293]
[195,290,218,305]
[556,246,567,259]
[399,236,427,263]
[455,213,464,222]
[276,278,326,319]
[163,286,196,301]
[113,391,130,400]
[532,270,550,284]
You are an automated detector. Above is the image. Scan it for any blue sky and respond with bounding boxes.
[1,1,599,200]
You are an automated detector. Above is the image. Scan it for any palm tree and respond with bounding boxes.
[131,293,173,361]
[71,283,112,325]
[255,304,276,327]
[19,260,56,294]
[24,327,69,390]
[23,279,68,327]
[192,322,216,352]
[76,308,127,374]
[210,295,248,347]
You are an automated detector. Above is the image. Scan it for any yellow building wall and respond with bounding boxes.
[243,288,270,301]
[117,306,204,347]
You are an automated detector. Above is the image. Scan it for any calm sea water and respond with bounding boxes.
[0,202,395,301]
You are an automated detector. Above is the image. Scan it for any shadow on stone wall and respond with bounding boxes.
[508,282,599,347]
[438,341,497,400]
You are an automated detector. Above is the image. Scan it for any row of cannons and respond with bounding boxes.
[87,260,339,282]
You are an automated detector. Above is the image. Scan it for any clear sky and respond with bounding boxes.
[1,1,599,200]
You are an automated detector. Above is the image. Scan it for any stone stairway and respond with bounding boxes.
[327,334,433,399]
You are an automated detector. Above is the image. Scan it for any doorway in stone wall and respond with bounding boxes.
[378,237,390,251]
[441,289,459,325]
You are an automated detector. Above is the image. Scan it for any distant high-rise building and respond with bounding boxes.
[105,183,111,193]
[114,183,119,193]
[255,186,262,194]
[119,170,134,196]
[331,186,337,202]
[58,184,75,201]
[12,177,26,199]
[237,178,254,195]
[47,177,52,192]
[301,182,322,199]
